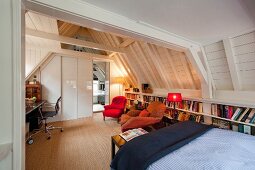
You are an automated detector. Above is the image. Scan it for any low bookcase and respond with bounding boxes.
[124,91,255,135]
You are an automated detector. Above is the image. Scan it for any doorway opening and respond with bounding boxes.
[93,61,110,112]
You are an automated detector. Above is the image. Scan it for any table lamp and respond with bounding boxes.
[167,93,182,116]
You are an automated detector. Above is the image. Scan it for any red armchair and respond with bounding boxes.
[103,96,127,121]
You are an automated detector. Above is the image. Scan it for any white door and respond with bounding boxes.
[62,56,78,120]
[77,58,93,118]
[41,55,62,122]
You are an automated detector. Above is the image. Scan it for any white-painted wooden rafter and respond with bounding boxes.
[223,39,242,91]
[26,28,126,54]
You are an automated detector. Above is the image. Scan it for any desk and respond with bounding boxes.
[26,100,46,131]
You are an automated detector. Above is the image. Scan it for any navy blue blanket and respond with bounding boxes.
[111,121,213,170]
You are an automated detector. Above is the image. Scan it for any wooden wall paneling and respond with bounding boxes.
[133,42,161,88]
[139,42,165,88]
[223,39,242,90]
[204,41,233,90]
[236,52,255,63]
[146,43,172,89]
[233,42,255,56]
[25,52,53,81]
[231,31,255,47]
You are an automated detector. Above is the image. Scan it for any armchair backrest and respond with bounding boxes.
[147,101,166,118]
[111,96,127,109]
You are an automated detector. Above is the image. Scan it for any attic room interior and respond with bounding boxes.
[1,0,255,170]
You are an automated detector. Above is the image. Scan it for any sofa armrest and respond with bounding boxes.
[121,117,161,132]
[126,110,141,117]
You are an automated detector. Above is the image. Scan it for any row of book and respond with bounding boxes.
[211,104,255,123]
[167,110,202,123]
[212,119,255,135]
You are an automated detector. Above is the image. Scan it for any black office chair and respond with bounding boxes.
[27,97,63,144]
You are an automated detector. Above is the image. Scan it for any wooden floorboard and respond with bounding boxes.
[26,113,121,170]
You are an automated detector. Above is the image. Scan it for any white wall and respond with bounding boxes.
[41,55,62,122]
[0,0,14,169]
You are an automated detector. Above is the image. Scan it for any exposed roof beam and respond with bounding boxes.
[25,0,200,51]
[55,48,112,61]
[26,28,127,54]
[223,39,242,91]
[119,39,135,48]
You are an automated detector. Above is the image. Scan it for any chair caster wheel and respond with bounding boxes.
[47,136,51,140]
[61,129,64,132]
[27,138,34,145]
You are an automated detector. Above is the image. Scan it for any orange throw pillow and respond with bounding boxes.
[139,109,150,117]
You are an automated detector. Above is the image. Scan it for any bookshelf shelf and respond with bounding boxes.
[171,108,255,128]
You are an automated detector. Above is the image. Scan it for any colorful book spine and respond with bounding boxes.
[245,109,255,123]
[237,108,250,122]
[227,106,233,119]
[231,108,243,120]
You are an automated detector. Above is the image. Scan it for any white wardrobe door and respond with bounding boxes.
[62,56,78,120]
[41,55,61,122]
[77,58,92,118]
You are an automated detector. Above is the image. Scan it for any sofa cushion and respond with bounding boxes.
[103,109,122,118]
[139,109,150,117]
[119,114,131,125]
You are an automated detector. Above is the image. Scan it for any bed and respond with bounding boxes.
[111,121,255,170]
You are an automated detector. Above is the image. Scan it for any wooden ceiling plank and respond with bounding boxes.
[128,45,152,86]
[117,54,138,86]
[104,33,138,86]
[153,45,177,88]
[140,42,166,89]
[159,47,184,89]
[133,42,161,88]
[147,44,173,89]
[178,52,197,89]
[26,28,126,54]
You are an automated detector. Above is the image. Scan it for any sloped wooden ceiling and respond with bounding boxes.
[57,21,201,90]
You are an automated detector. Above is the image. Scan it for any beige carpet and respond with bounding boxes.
[26,113,121,170]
